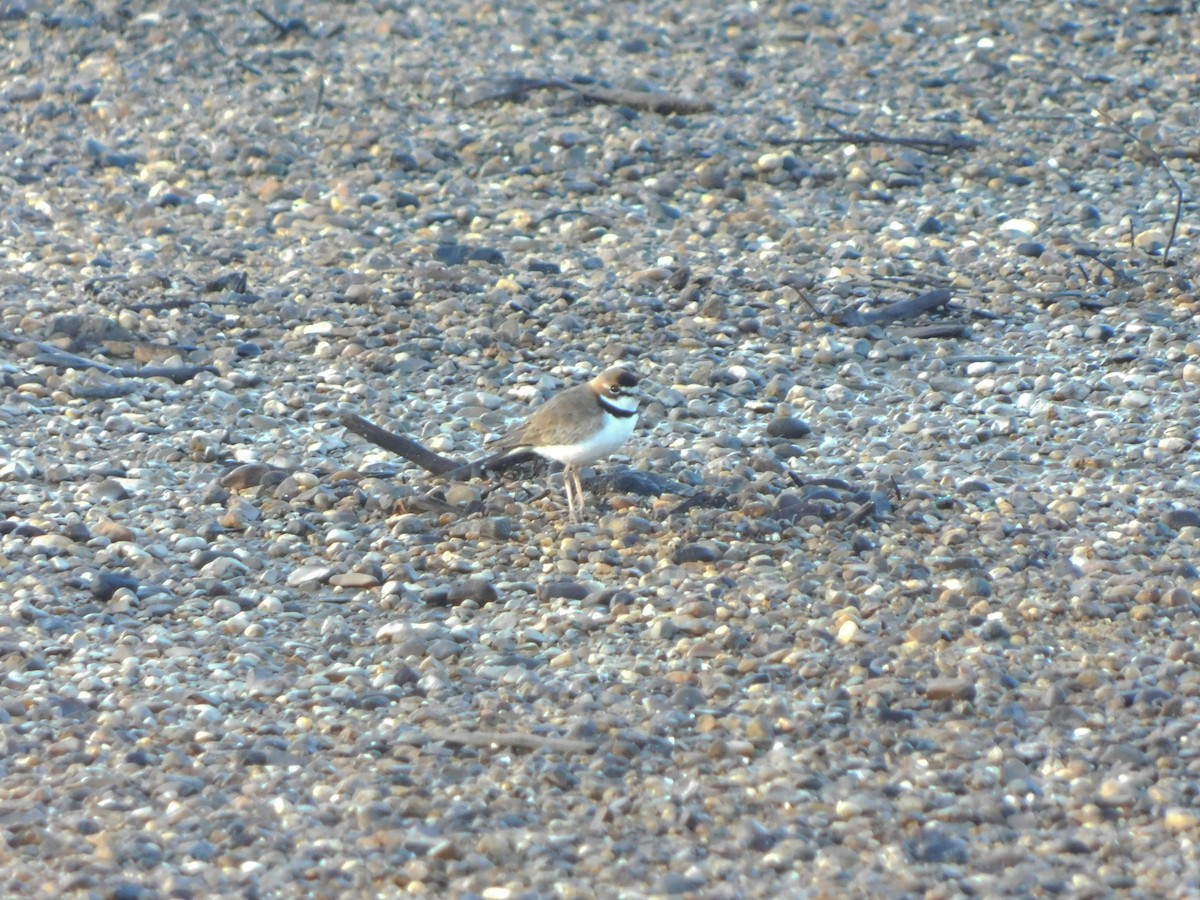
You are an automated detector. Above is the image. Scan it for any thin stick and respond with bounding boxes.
[459,77,713,116]
[422,728,595,754]
[1093,108,1184,265]
[795,124,980,156]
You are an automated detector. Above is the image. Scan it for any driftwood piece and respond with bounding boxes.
[460,77,713,115]
[0,331,217,384]
[340,413,459,475]
[859,288,953,324]
[339,412,536,479]
[831,289,953,327]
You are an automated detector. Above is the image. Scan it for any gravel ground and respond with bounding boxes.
[2,1,1200,897]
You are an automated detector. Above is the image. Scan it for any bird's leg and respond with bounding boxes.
[563,465,578,522]
[572,467,585,520]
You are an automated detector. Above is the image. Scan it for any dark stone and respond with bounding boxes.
[907,831,969,864]
[203,272,247,293]
[538,580,590,601]
[467,246,505,265]
[1164,508,1200,530]
[607,467,676,497]
[480,517,513,540]
[433,244,470,265]
[93,570,139,602]
[673,543,719,564]
[958,479,991,494]
[766,416,811,439]
[446,578,498,606]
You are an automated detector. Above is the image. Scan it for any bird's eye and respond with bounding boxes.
[610,385,620,394]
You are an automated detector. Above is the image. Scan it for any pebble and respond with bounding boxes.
[998,218,1038,236]
[447,578,498,606]
[766,416,812,439]
[672,543,720,564]
[1163,508,1200,530]
[287,565,334,588]
[925,678,976,701]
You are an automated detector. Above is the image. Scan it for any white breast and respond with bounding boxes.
[537,411,637,466]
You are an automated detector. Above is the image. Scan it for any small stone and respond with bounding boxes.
[1120,390,1152,409]
[766,416,811,439]
[1015,241,1044,257]
[1133,228,1167,253]
[82,478,130,502]
[29,533,77,554]
[1164,808,1198,833]
[447,578,497,606]
[1097,778,1136,807]
[836,619,860,645]
[444,483,480,507]
[287,565,335,588]
[673,543,719,564]
[538,580,590,601]
[221,463,284,490]
[93,519,136,542]
[92,570,139,601]
[481,517,514,540]
[925,678,975,701]
[330,572,381,589]
[998,218,1037,236]
[1163,508,1200,530]
[907,832,969,864]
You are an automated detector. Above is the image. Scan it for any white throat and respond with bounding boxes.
[599,392,639,417]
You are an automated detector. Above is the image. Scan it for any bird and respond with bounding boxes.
[481,366,643,522]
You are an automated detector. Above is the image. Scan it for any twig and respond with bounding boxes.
[844,500,876,526]
[254,6,311,37]
[795,124,980,156]
[947,302,1001,321]
[811,101,859,117]
[459,77,714,115]
[1093,108,1184,265]
[422,728,596,754]
[312,77,325,118]
[666,491,727,516]
[1073,246,1135,284]
[795,290,823,320]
